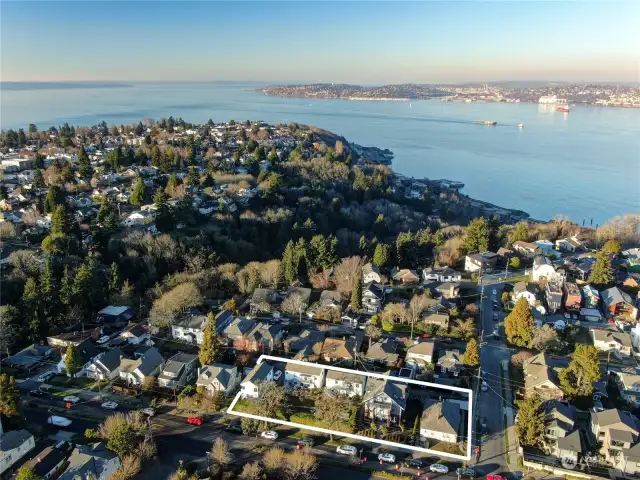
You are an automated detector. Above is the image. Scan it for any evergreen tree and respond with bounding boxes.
[462,217,490,254]
[602,239,622,256]
[267,147,279,163]
[33,168,45,189]
[153,188,174,232]
[515,393,545,448]
[22,278,43,342]
[373,243,390,269]
[106,146,122,172]
[108,262,120,298]
[97,197,119,230]
[508,221,530,245]
[165,173,180,197]
[351,269,363,311]
[504,297,534,347]
[60,266,73,307]
[0,374,21,422]
[294,238,308,285]
[73,256,104,318]
[325,235,339,268]
[40,254,57,318]
[588,250,614,288]
[77,146,92,177]
[50,204,72,236]
[559,344,601,398]
[308,235,327,273]
[199,312,218,366]
[65,345,82,376]
[395,231,417,267]
[44,185,65,213]
[462,338,480,367]
[131,178,146,206]
[281,241,297,285]
[359,235,368,254]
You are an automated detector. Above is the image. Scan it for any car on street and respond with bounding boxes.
[492,304,499,311]
[430,464,449,474]
[96,335,110,344]
[493,313,498,321]
[261,430,278,440]
[29,389,48,398]
[37,371,56,382]
[297,438,314,447]
[63,396,80,404]
[273,370,282,381]
[486,475,504,480]
[564,312,571,319]
[101,401,118,410]
[403,458,426,469]
[378,453,395,464]
[456,467,476,478]
[226,423,243,434]
[481,380,488,391]
[422,333,432,339]
[438,337,453,344]
[187,416,204,426]
[140,408,156,417]
[492,289,497,295]
[336,445,357,456]
[493,328,500,339]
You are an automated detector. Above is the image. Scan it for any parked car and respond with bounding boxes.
[297,438,314,447]
[226,423,243,434]
[493,313,498,321]
[564,312,571,319]
[63,396,80,404]
[492,289,497,295]
[403,458,426,469]
[493,328,500,340]
[456,468,476,478]
[273,370,282,381]
[336,445,357,456]
[37,371,56,382]
[96,335,110,344]
[492,304,499,311]
[260,430,278,440]
[29,389,48,398]
[101,402,118,410]
[438,337,453,344]
[187,416,204,426]
[481,381,488,392]
[422,333,432,339]
[430,464,449,474]
[140,408,156,417]
[486,475,504,480]
[378,453,395,464]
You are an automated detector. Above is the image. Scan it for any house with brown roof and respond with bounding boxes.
[512,241,540,259]
[523,352,565,400]
[320,337,357,364]
[391,268,420,285]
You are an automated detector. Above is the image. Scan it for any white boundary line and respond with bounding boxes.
[227,354,472,461]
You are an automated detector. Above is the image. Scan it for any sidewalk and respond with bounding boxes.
[500,360,519,474]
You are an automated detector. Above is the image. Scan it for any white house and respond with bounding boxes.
[123,211,153,227]
[119,324,151,345]
[422,267,462,283]
[325,370,366,398]
[615,372,640,408]
[555,236,584,253]
[56,340,101,378]
[158,353,198,389]
[0,430,36,475]
[362,263,382,284]
[535,240,555,255]
[171,314,207,345]
[591,328,633,358]
[85,348,123,381]
[532,256,558,282]
[405,340,436,372]
[119,347,165,386]
[513,281,538,307]
[362,282,385,314]
[58,443,120,480]
[420,400,461,445]
[240,362,274,399]
[284,363,325,389]
[196,364,240,396]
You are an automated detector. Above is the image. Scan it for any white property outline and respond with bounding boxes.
[227,354,472,461]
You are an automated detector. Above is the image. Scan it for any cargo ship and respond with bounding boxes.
[473,120,497,125]
[556,106,569,113]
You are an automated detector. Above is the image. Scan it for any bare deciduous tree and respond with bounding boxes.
[112,455,141,480]
[149,282,202,326]
[314,393,351,439]
[209,437,232,467]
[281,293,308,323]
[239,462,263,480]
[310,269,332,289]
[365,324,382,348]
[381,302,407,325]
[284,448,318,480]
[333,256,362,295]
[529,325,560,352]
[406,294,430,336]
[262,447,286,476]
[261,260,281,288]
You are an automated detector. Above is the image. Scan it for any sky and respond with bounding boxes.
[1,1,638,84]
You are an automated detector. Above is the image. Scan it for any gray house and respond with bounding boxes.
[362,378,407,425]
[544,400,583,463]
[158,352,199,389]
[420,400,461,445]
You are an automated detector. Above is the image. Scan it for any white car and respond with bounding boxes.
[492,289,497,295]
[96,335,110,344]
[260,430,278,440]
[481,380,488,392]
[63,396,80,404]
[378,453,396,464]
[564,312,571,319]
[336,445,357,456]
[430,464,449,474]
[140,408,156,417]
[101,402,118,410]
[37,371,55,382]
[273,370,282,381]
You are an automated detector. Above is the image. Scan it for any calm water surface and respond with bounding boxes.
[2,82,638,224]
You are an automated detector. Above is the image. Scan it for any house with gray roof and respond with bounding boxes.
[240,362,274,398]
[58,443,120,480]
[406,340,436,371]
[544,400,584,462]
[284,363,325,389]
[601,287,638,320]
[0,430,35,475]
[420,400,461,445]
[171,313,208,345]
[196,363,240,396]
[119,347,165,386]
[85,348,123,381]
[364,338,399,367]
[362,263,382,284]
[591,327,632,357]
[362,378,407,425]
[437,350,462,377]
[158,352,199,389]
[221,317,256,344]
[591,408,640,469]
[523,352,565,400]
[615,372,640,407]
[3,344,54,371]
[325,370,367,397]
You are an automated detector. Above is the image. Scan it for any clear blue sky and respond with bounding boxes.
[2,1,638,83]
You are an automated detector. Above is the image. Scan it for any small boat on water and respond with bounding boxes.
[473,120,497,126]
[517,123,524,128]
[556,106,569,113]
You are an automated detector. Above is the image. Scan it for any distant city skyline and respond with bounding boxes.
[2,1,637,83]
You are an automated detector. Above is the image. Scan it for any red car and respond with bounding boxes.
[187,416,203,426]
[422,333,432,339]
[487,475,504,480]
